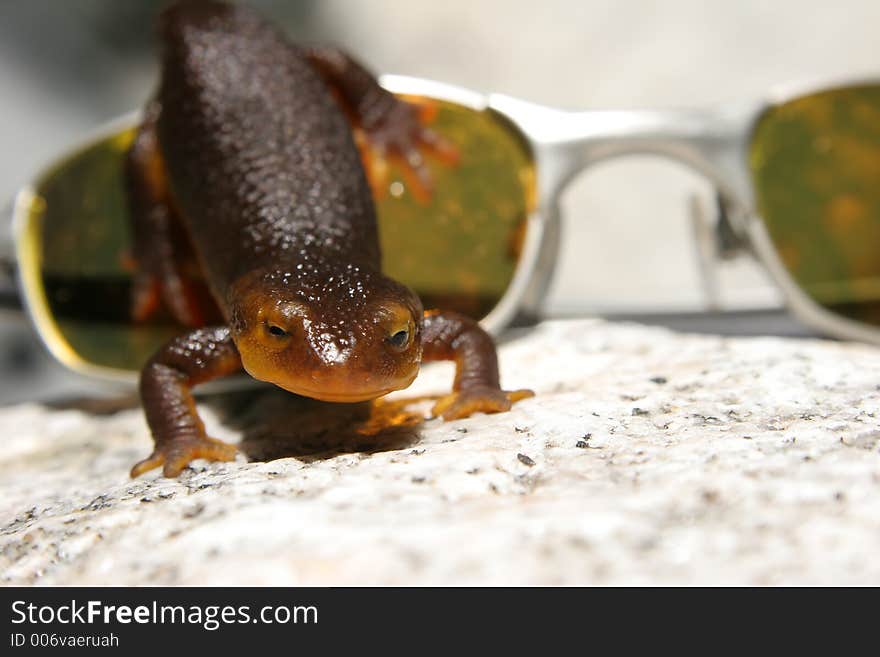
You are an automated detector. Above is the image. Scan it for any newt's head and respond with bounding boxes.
[228,265,423,402]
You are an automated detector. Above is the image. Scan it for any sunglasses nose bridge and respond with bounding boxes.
[492,95,755,212]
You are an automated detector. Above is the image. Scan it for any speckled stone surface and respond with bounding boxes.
[2,318,880,585]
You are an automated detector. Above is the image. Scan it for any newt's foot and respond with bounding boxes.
[361,98,459,204]
[432,386,534,421]
[130,434,238,479]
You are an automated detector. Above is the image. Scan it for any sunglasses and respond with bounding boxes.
[5,73,880,384]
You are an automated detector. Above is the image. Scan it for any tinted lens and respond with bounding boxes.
[20,96,534,374]
[374,97,534,318]
[750,83,880,325]
[19,129,182,374]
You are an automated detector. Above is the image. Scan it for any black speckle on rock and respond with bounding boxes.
[517,453,536,467]
[411,476,426,484]
[632,407,650,417]
[650,376,668,385]
[575,440,589,449]
[456,427,468,434]
[701,489,720,504]
[83,495,113,512]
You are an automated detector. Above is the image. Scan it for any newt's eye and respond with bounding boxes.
[386,328,410,350]
[266,324,289,339]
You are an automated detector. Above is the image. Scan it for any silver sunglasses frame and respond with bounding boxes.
[3,72,880,386]
[470,72,880,346]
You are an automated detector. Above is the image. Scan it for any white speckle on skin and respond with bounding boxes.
[314,332,350,364]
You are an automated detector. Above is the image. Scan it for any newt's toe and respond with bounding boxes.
[130,435,238,479]
[432,386,534,421]
[360,98,459,205]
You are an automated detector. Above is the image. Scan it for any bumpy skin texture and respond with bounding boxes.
[157,4,379,295]
[131,327,240,478]
[127,1,532,478]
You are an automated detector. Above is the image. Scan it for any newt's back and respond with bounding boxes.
[127,0,533,481]
[155,1,380,298]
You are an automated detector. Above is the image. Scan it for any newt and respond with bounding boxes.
[126,0,533,478]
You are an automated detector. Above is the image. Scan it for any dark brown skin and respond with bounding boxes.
[127,0,533,478]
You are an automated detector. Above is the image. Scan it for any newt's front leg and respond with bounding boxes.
[422,310,534,420]
[131,327,242,478]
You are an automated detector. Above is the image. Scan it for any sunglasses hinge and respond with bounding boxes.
[713,193,749,260]
[690,192,754,311]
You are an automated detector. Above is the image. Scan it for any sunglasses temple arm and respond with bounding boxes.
[0,199,22,311]
[0,259,20,310]
[689,194,722,310]
[688,191,751,310]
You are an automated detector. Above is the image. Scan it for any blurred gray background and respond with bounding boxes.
[2,0,879,402]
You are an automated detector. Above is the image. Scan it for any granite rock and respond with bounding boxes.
[2,319,879,585]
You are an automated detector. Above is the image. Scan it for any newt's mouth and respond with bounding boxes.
[266,373,419,403]
[277,384,397,403]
